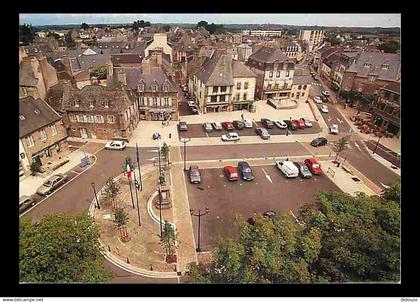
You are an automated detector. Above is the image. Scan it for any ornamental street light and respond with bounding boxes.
[91,182,100,209]
[180,138,191,171]
[190,207,210,252]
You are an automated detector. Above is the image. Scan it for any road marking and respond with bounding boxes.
[261,168,272,183]
[380,182,391,189]
[70,170,81,175]
[290,210,304,226]
[354,142,361,152]
[337,118,343,123]
[147,150,159,153]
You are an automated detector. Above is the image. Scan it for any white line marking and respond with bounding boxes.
[261,168,272,183]
[380,182,391,189]
[354,142,361,152]
[69,170,81,175]
[289,210,304,226]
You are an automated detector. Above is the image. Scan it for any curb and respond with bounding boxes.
[88,173,178,279]
[359,141,400,176]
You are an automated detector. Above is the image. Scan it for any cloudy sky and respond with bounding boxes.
[19,14,400,28]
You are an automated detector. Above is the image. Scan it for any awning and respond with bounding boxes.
[206,103,228,107]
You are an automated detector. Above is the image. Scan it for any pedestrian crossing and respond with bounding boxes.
[312,82,322,86]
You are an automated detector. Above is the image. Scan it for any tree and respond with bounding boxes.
[102,177,120,209]
[161,142,170,160]
[113,207,130,241]
[90,66,108,80]
[81,23,90,30]
[65,31,76,48]
[381,178,400,205]
[162,25,171,32]
[20,213,111,283]
[160,221,177,262]
[19,23,35,45]
[377,40,399,53]
[197,21,208,29]
[332,135,350,161]
[300,192,400,282]
[30,161,41,175]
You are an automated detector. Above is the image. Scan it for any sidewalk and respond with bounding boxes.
[19,150,89,198]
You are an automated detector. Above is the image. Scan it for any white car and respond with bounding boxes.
[273,120,287,129]
[314,96,323,104]
[221,132,240,142]
[320,105,329,113]
[301,118,313,128]
[322,90,330,97]
[330,124,339,134]
[243,119,253,128]
[105,141,126,150]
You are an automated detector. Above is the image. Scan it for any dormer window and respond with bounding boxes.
[75,101,80,108]
[364,63,371,68]
[89,101,94,108]
[152,84,158,92]
[104,101,109,108]
[382,64,390,70]
[163,84,169,92]
[34,109,40,115]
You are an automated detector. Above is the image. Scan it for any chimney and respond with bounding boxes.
[117,69,127,85]
[143,62,151,75]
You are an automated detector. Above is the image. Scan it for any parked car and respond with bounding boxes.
[261,118,274,129]
[256,128,270,140]
[203,122,213,133]
[293,119,306,129]
[284,120,297,130]
[311,137,328,147]
[188,165,201,184]
[211,122,223,131]
[178,121,188,131]
[330,124,339,134]
[320,95,327,102]
[190,106,198,114]
[36,173,68,196]
[233,120,245,130]
[291,120,301,129]
[322,90,330,97]
[314,96,323,104]
[222,121,234,130]
[19,195,35,213]
[273,120,287,129]
[223,166,240,181]
[152,132,161,140]
[221,132,240,142]
[320,105,329,113]
[293,162,312,179]
[105,140,126,151]
[237,161,254,181]
[276,161,299,178]
[300,117,313,128]
[187,101,196,107]
[243,119,253,128]
[304,158,323,175]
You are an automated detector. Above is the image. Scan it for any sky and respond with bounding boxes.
[19,14,401,28]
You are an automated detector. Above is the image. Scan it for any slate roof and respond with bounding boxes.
[70,53,111,71]
[232,60,256,78]
[45,83,66,113]
[111,54,142,65]
[248,46,288,63]
[194,51,234,86]
[347,52,401,81]
[19,96,62,137]
[108,67,177,92]
[19,60,38,87]
[63,84,136,113]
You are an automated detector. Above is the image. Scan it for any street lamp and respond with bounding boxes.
[373,135,382,155]
[180,138,191,171]
[91,182,100,209]
[190,207,210,252]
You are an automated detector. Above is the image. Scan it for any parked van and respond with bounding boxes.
[276,161,299,178]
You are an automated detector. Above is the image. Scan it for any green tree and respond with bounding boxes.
[102,177,120,209]
[90,66,108,80]
[377,41,400,53]
[113,207,129,240]
[381,178,400,205]
[160,221,177,262]
[161,142,170,161]
[197,21,208,29]
[30,161,41,175]
[19,23,35,45]
[332,135,350,161]
[300,192,400,282]
[81,22,90,30]
[20,213,111,283]
[65,31,76,48]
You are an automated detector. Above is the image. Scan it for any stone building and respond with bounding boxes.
[62,83,139,140]
[290,75,313,103]
[370,82,400,136]
[19,96,69,176]
[144,33,173,62]
[246,46,295,101]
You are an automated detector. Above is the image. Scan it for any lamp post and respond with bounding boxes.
[135,143,142,191]
[157,138,162,183]
[91,182,100,209]
[373,135,382,155]
[126,158,135,209]
[190,207,210,252]
[158,185,163,236]
[133,170,141,226]
[180,138,191,171]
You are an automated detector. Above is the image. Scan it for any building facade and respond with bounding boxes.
[241,30,282,37]
[298,30,325,52]
[370,82,400,136]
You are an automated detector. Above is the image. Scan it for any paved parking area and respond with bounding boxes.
[185,164,341,251]
[179,121,321,139]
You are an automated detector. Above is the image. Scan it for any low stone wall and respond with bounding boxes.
[267,99,298,110]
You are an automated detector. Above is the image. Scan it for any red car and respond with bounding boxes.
[223,166,240,181]
[222,122,234,130]
[292,119,306,129]
[304,158,323,175]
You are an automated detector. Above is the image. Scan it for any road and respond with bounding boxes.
[365,140,401,168]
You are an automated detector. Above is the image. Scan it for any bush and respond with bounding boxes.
[30,161,41,175]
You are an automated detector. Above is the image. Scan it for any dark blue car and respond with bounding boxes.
[237,161,255,181]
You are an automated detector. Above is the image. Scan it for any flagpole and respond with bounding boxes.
[136,143,142,192]
[133,170,141,226]
[126,158,135,209]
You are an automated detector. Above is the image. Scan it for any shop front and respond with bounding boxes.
[205,102,229,113]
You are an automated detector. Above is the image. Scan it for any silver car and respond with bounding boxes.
[294,162,312,179]
[189,166,201,184]
[36,173,68,196]
[203,123,213,133]
[19,195,35,213]
[211,122,223,131]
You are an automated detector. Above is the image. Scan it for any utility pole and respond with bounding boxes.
[190,207,210,252]
[133,170,141,226]
[91,182,100,209]
[136,143,142,191]
[158,185,163,236]
[180,138,191,171]
[373,135,382,155]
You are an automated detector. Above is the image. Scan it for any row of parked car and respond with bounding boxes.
[187,158,323,184]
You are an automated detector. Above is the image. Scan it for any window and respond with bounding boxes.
[291,93,295,98]
[89,101,94,108]
[77,115,84,122]
[153,97,158,106]
[69,114,77,122]
[370,75,376,82]
[211,96,217,102]
[56,143,61,152]
[103,101,109,108]
[236,93,240,100]
[212,86,218,93]
[163,84,169,92]
[297,92,300,98]
[244,82,248,89]
[75,101,80,107]
[39,129,47,141]
[152,84,158,92]
[87,115,94,123]
[221,86,227,92]
[124,112,128,122]
[236,82,241,89]
[364,63,371,68]
[298,85,302,90]
[243,93,247,100]
[51,124,57,136]
[45,148,51,159]
[267,83,272,90]
[303,85,307,90]
[25,135,34,147]
[138,84,145,91]
[164,97,169,107]
[286,70,290,77]
[276,71,280,77]
[95,115,104,123]
[220,95,226,102]
[107,115,115,124]
[269,71,273,78]
[139,96,145,105]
